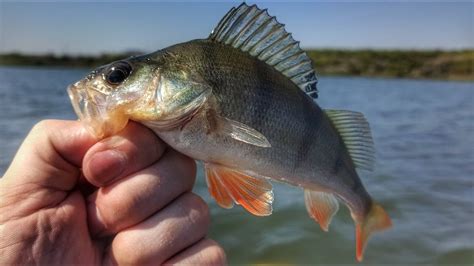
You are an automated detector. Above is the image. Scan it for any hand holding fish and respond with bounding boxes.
[0,120,226,265]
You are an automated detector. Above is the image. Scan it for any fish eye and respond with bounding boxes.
[105,61,133,85]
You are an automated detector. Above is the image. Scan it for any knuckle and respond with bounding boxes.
[98,215,116,234]
[187,159,197,180]
[207,244,227,265]
[160,150,197,190]
[95,200,120,233]
[111,239,146,265]
[174,152,197,186]
[198,239,227,265]
[31,120,54,135]
[182,193,210,226]
[183,161,197,189]
[186,192,210,215]
[181,154,197,176]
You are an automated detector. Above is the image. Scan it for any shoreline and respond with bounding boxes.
[1,49,472,81]
[1,65,470,83]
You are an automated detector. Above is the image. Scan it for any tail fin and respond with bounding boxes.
[355,203,392,262]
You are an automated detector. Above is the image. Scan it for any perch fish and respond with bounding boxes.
[68,3,392,261]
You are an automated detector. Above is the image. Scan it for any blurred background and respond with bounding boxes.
[1,0,473,264]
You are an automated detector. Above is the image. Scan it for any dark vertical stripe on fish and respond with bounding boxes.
[249,61,274,131]
[293,94,319,172]
[200,43,220,93]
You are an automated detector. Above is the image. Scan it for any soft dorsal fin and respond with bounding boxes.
[209,3,319,98]
[325,110,376,171]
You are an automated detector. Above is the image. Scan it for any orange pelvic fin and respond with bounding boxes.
[355,203,392,262]
[204,164,273,216]
[304,190,340,232]
[205,166,234,209]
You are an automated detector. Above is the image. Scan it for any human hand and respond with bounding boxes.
[0,120,226,265]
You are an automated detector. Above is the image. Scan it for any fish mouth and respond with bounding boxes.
[67,83,127,138]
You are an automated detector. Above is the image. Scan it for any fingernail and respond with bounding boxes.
[87,149,126,186]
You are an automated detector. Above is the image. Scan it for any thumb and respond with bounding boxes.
[2,120,97,191]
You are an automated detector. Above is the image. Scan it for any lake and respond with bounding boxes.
[0,66,472,264]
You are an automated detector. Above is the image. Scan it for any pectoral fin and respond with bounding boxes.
[219,117,271,148]
[204,163,273,216]
[304,189,340,232]
[205,113,271,148]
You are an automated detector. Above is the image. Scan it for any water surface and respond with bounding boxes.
[1,66,472,264]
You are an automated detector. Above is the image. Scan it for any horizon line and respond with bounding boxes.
[2,47,473,57]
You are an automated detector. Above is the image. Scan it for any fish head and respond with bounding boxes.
[68,54,212,138]
[68,57,161,138]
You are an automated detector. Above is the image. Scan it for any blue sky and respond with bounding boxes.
[0,1,472,55]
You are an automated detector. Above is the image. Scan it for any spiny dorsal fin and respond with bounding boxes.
[325,110,376,171]
[209,3,319,98]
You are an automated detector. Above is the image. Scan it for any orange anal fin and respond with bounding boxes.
[204,164,273,216]
[355,203,392,262]
[304,190,340,232]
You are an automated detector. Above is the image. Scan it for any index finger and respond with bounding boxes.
[2,120,97,191]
